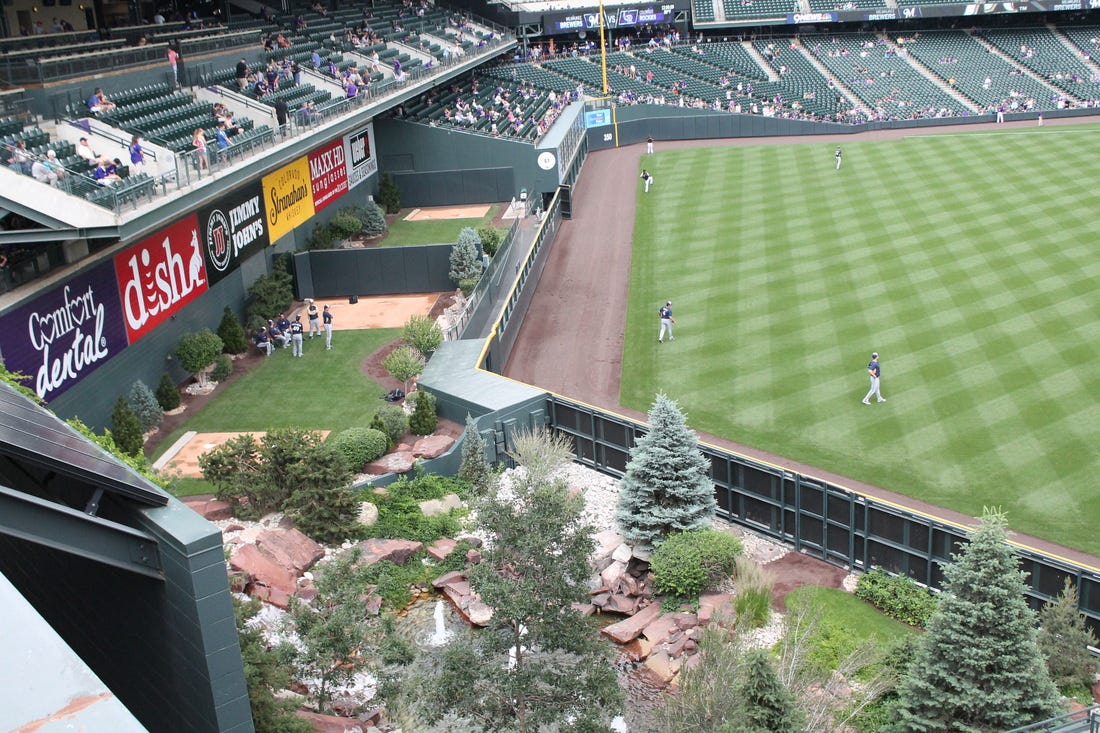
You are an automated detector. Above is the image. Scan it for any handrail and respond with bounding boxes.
[1004,704,1100,733]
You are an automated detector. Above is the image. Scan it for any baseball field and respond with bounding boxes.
[619,124,1100,556]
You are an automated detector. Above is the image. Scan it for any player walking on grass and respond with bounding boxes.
[862,352,885,404]
[835,146,843,170]
[640,169,653,193]
[658,301,675,342]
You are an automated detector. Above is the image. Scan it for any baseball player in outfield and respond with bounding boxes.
[658,301,675,342]
[835,146,843,170]
[640,169,653,193]
[862,352,885,404]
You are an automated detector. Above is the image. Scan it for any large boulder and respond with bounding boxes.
[295,710,365,733]
[432,571,466,590]
[601,601,662,644]
[357,502,379,527]
[255,528,325,574]
[363,451,416,475]
[427,537,458,561]
[183,497,233,521]
[411,434,455,459]
[229,544,297,594]
[356,538,423,567]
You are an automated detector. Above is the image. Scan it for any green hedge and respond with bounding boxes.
[854,567,938,627]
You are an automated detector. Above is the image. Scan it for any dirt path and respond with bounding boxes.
[503,117,1100,571]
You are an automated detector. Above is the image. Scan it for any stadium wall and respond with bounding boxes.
[374,117,539,206]
[0,497,251,733]
[294,244,454,299]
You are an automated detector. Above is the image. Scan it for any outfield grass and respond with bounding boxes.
[381,205,501,246]
[622,126,1100,556]
[153,329,398,495]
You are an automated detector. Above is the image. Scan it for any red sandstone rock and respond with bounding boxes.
[605,594,637,615]
[363,451,415,475]
[295,710,367,733]
[230,544,297,594]
[572,603,596,616]
[356,538,423,567]
[641,615,679,646]
[431,570,466,589]
[644,650,676,683]
[427,537,458,561]
[184,498,234,521]
[601,601,662,644]
[668,612,699,630]
[465,549,482,564]
[256,528,324,574]
[411,434,455,459]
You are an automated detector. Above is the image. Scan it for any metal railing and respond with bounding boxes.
[440,217,521,341]
[1005,705,1100,733]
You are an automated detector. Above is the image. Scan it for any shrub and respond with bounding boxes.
[328,210,363,239]
[155,372,180,411]
[211,354,233,383]
[358,474,469,543]
[111,395,144,457]
[329,427,388,472]
[378,174,401,214]
[733,556,775,628]
[216,306,250,354]
[403,314,443,356]
[382,344,425,393]
[360,199,387,236]
[457,278,478,296]
[306,221,335,250]
[854,567,939,627]
[408,389,438,436]
[246,258,294,327]
[478,225,503,257]
[176,329,223,386]
[128,380,162,432]
[651,529,743,602]
[458,414,492,494]
[370,404,408,450]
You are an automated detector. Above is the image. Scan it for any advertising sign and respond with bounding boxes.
[344,122,378,190]
[0,260,128,402]
[114,214,209,345]
[262,157,315,242]
[308,138,349,213]
[198,183,268,286]
[585,109,612,128]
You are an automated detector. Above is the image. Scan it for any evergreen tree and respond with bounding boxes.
[449,227,484,285]
[893,511,1060,732]
[378,174,401,214]
[408,390,437,436]
[156,372,181,411]
[615,393,716,549]
[111,395,144,457]
[1037,578,1098,692]
[424,429,622,732]
[216,305,250,355]
[246,257,294,330]
[234,596,312,733]
[361,199,387,236]
[128,380,163,432]
[736,649,804,733]
[457,413,492,494]
[282,440,360,545]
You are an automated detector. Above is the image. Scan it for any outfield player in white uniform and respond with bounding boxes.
[862,352,886,404]
[646,135,654,154]
[640,169,653,193]
[658,301,675,342]
[835,146,843,170]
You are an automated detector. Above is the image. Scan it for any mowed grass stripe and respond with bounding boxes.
[622,126,1100,555]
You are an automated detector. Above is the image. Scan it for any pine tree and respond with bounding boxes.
[111,395,144,457]
[616,393,716,549]
[736,649,804,733]
[424,429,622,732]
[128,379,163,432]
[408,390,437,436]
[448,227,483,285]
[1037,578,1099,692]
[361,199,387,236]
[216,305,250,355]
[156,372,181,411]
[457,413,492,494]
[893,510,1060,732]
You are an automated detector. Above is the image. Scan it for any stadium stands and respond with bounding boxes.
[978,28,1100,103]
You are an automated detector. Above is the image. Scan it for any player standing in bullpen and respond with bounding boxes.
[646,135,654,154]
[862,352,886,404]
[323,304,333,350]
[658,301,675,342]
[835,146,843,170]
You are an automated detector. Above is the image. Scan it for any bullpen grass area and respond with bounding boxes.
[154,329,398,496]
[621,126,1100,556]
[381,205,502,246]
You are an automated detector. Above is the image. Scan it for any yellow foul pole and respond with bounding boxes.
[598,0,608,96]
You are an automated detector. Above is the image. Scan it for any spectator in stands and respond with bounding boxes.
[32,158,59,187]
[60,18,75,32]
[8,140,33,175]
[87,88,116,114]
[94,157,121,184]
[298,100,321,125]
[215,123,231,162]
[264,60,281,91]
[295,15,307,30]
[326,58,338,77]
[273,99,289,134]
[236,59,249,90]
[153,11,165,24]
[311,1,327,16]
[192,128,209,172]
[43,150,66,180]
[167,45,179,86]
[368,49,382,73]
[310,50,322,68]
[254,76,270,98]
[291,59,301,85]
[346,79,359,99]
[128,135,145,174]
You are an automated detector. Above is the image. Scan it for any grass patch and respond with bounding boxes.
[153,329,399,496]
[621,127,1100,555]
[380,205,501,247]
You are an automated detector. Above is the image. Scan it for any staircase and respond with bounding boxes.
[713,0,727,22]
[789,37,870,116]
[879,34,981,113]
[1050,24,1100,79]
[743,41,780,81]
[968,30,1082,103]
